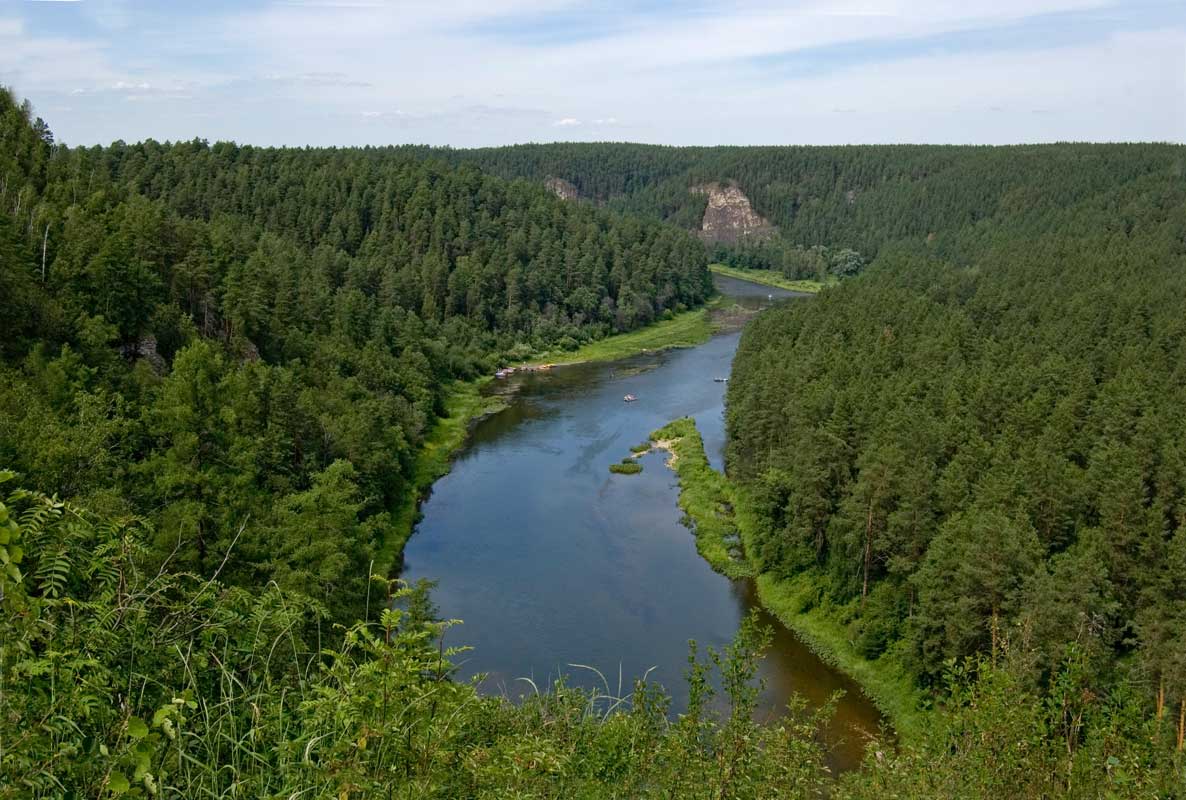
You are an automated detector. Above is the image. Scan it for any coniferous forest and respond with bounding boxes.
[0,87,710,622]
[3,84,1186,797]
[723,147,1186,782]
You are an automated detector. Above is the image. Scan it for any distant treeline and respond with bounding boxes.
[418,141,1183,281]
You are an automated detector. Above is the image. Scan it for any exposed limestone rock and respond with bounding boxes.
[545,177,579,201]
[239,338,261,363]
[121,335,167,374]
[690,182,774,244]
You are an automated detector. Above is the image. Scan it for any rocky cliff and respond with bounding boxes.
[545,176,580,201]
[690,182,774,244]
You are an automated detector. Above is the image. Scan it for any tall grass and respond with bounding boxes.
[708,263,832,294]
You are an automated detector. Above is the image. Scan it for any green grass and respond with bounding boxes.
[609,459,643,475]
[648,417,754,579]
[709,263,833,294]
[520,304,715,367]
[731,481,926,741]
[374,379,508,575]
[650,415,926,741]
[750,568,926,742]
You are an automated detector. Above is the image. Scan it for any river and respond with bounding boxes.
[401,274,883,772]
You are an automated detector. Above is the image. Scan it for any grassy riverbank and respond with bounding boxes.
[647,417,754,579]
[374,379,508,575]
[377,300,724,574]
[649,415,925,740]
[520,262,815,370]
[749,567,925,740]
[521,304,716,367]
[709,263,832,293]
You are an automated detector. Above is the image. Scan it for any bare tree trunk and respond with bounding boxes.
[1157,679,1165,720]
[41,223,49,282]
[1178,699,1184,751]
[990,608,1000,664]
[862,498,873,608]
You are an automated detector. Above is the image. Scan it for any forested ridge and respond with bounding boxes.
[725,138,1186,779]
[433,141,1184,282]
[434,141,1182,253]
[0,87,708,621]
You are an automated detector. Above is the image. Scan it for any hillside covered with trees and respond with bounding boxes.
[725,140,1186,769]
[433,141,1184,285]
[0,87,710,622]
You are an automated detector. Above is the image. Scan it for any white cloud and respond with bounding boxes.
[2,2,1182,146]
[722,28,1186,143]
[360,109,416,121]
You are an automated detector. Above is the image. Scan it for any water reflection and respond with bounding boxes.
[402,276,880,772]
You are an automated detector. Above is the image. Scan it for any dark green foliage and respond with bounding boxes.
[710,240,864,282]
[424,140,1185,280]
[0,87,709,620]
[725,143,1186,753]
[838,656,1184,799]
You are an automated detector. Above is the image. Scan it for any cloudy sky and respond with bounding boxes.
[2,0,1184,147]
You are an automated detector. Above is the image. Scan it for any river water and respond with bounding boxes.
[401,274,883,771]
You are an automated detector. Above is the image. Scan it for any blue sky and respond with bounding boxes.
[2,0,1183,146]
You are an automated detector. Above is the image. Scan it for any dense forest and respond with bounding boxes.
[4,84,1186,796]
[726,140,1186,775]
[434,141,1183,253]
[0,87,709,622]
[432,141,1184,283]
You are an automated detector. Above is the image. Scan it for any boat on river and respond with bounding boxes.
[623,394,638,402]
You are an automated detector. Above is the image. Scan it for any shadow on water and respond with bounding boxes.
[401,276,883,773]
